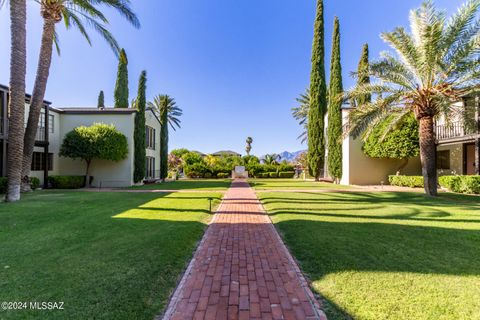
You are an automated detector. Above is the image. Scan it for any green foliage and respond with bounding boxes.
[327,17,343,181]
[184,162,209,178]
[0,177,7,194]
[30,177,40,190]
[268,172,278,178]
[388,175,424,188]
[133,71,147,183]
[182,152,205,166]
[308,0,327,180]
[439,175,480,194]
[59,123,128,175]
[354,43,371,107]
[217,173,230,179]
[279,171,295,178]
[363,114,419,159]
[114,49,129,108]
[48,176,86,189]
[171,148,190,158]
[97,90,105,109]
[292,89,310,143]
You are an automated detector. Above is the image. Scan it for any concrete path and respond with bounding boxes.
[161,179,326,320]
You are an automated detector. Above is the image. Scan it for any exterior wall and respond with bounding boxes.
[341,109,422,186]
[145,109,161,177]
[437,143,463,175]
[57,113,136,187]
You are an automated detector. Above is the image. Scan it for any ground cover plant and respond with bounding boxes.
[258,188,480,320]
[0,190,222,319]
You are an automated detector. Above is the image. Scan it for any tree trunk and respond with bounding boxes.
[419,116,438,196]
[21,18,56,192]
[85,159,91,188]
[6,0,27,202]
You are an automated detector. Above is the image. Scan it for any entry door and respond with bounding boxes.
[465,144,476,175]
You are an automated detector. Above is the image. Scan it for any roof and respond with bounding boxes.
[212,150,242,157]
[0,83,52,105]
[56,107,137,115]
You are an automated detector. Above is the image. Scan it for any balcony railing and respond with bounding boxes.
[35,127,47,142]
[435,121,477,141]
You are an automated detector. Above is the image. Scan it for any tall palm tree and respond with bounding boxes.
[292,89,310,144]
[21,0,140,190]
[345,0,480,196]
[245,137,253,156]
[148,95,182,182]
[5,0,27,202]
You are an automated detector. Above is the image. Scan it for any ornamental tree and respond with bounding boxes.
[59,123,128,186]
[97,90,105,109]
[133,71,147,183]
[114,49,129,108]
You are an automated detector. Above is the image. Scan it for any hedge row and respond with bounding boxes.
[389,175,480,194]
[48,176,85,189]
[257,171,295,179]
[0,177,41,194]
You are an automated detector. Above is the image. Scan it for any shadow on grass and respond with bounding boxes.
[128,179,232,190]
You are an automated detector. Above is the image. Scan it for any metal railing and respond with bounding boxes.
[35,128,47,142]
[435,121,476,141]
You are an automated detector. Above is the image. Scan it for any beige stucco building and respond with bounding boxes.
[1,84,161,188]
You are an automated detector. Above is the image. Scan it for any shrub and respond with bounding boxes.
[217,172,230,179]
[30,177,40,190]
[0,177,7,194]
[439,175,480,194]
[268,172,278,178]
[204,172,212,179]
[388,175,424,188]
[48,176,85,189]
[279,171,295,178]
[184,162,208,178]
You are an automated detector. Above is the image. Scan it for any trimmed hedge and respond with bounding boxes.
[268,172,278,178]
[48,176,85,189]
[439,175,480,194]
[204,172,212,179]
[217,173,230,179]
[388,175,424,188]
[0,177,7,194]
[278,171,295,178]
[30,177,40,190]
[0,177,41,194]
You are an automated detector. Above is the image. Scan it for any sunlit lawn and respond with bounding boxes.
[258,190,480,320]
[0,190,222,320]
[249,178,356,190]
[128,179,231,191]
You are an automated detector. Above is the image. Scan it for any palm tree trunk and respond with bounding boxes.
[6,0,27,202]
[419,116,438,196]
[21,18,56,192]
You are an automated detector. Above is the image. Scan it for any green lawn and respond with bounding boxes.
[258,190,480,320]
[128,179,231,191]
[249,178,356,190]
[0,190,222,320]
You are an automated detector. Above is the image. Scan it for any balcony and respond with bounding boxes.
[435,121,478,143]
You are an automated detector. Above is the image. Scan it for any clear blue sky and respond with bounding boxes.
[0,0,462,155]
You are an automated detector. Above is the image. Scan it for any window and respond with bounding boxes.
[436,150,450,170]
[31,152,53,171]
[145,126,156,149]
[145,157,155,178]
[37,113,54,134]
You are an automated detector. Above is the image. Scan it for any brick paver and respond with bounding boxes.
[161,179,326,320]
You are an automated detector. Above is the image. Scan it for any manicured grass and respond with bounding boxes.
[258,191,480,320]
[249,178,356,190]
[129,179,231,190]
[0,190,222,320]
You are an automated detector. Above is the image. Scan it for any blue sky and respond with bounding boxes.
[0,0,462,155]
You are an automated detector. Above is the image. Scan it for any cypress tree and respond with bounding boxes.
[114,49,129,108]
[133,70,147,183]
[356,43,371,107]
[97,90,105,109]
[327,17,343,182]
[159,97,169,182]
[308,0,328,181]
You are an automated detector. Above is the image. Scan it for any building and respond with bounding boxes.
[0,84,161,188]
[341,96,480,185]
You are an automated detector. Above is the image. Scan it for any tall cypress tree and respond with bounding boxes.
[97,90,105,109]
[133,71,147,183]
[327,17,343,182]
[356,43,371,107]
[159,99,168,182]
[114,49,129,108]
[308,0,327,181]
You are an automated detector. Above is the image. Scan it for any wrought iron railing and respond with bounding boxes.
[435,121,477,141]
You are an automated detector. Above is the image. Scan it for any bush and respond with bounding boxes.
[268,172,278,178]
[48,176,85,189]
[388,175,424,188]
[184,162,209,178]
[204,172,212,179]
[439,175,480,194]
[217,172,230,179]
[30,177,40,190]
[0,177,7,194]
[279,171,295,178]
[0,177,41,193]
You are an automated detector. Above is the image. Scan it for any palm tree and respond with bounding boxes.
[292,89,310,144]
[148,95,182,182]
[21,0,140,191]
[5,0,27,201]
[263,154,281,165]
[245,137,253,156]
[345,0,480,196]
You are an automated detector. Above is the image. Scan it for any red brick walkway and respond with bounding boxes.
[161,179,326,320]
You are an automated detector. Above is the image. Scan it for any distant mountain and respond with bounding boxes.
[278,150,305,163]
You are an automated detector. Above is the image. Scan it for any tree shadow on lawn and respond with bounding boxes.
[128,179,232,190]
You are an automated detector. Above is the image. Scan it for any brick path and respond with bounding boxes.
[161,179,326,320]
